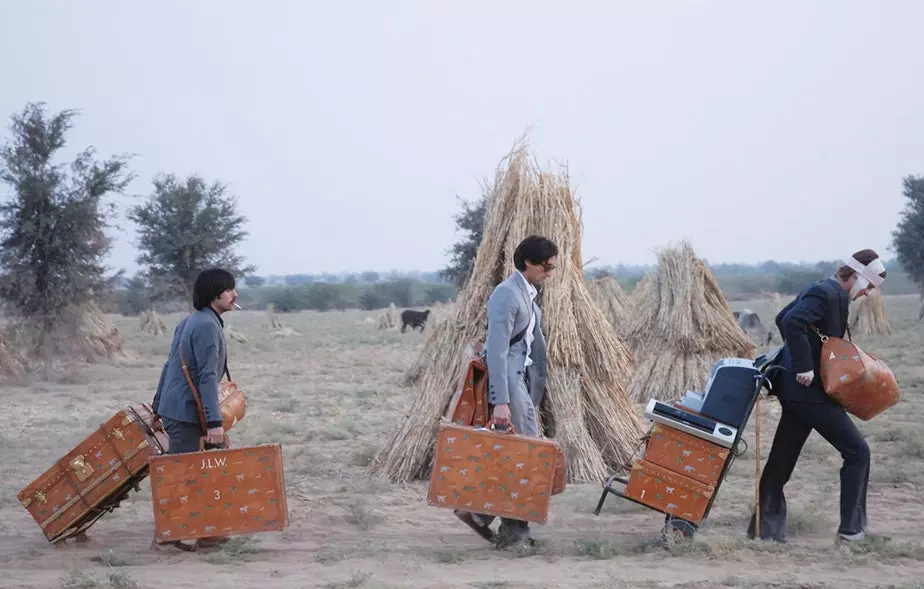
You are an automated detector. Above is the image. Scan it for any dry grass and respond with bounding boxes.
[370,135,644,484]
[625,241,757,403]
[849,288,893,336]
[0,295,922,588]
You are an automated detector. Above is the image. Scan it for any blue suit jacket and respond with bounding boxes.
[772,277,849,403]
[152,308,229,428]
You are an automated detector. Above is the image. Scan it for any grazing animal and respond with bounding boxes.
[733,309,773,345]
[400,309,431,333]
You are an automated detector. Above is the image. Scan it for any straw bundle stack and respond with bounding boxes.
[587,276,631,336]
[266,304,284,330]
[378,303,398,330]
[76,301,134,362]
[370,137,645,484]
[0,332,29,379]
[625,242,756,404]
[225,325,248,343]
[139,308,166,336]
[849,289,893,336]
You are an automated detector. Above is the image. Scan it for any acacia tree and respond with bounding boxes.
[0,102,132,369]
[439,193,487,288]
[128,173,254,305]
[891,174,924,319]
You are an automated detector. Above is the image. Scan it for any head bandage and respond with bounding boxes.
[844,255,885,295]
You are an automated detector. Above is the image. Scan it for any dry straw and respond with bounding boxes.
[849,288,893,336]
[77,301,134,362]
[377,303,398,330]
[140,308,166,336]
[625,242,756,404]
[369,134,646,484]
[587,276,631,337]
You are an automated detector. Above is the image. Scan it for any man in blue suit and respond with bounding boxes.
[748,249,887,544]
[153,268,238,454]
[454,235,557,550]
[151,268,237,552]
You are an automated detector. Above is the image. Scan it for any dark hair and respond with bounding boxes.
[513,235,559,271]
[193,268,236,310]
[835,249,887,283]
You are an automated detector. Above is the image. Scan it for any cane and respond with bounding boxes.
[754,391,761,539]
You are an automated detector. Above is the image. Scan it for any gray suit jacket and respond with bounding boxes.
[152,308,228,428]
[484,271,548,407]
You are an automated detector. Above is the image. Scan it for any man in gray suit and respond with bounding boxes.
[455,235,558,550]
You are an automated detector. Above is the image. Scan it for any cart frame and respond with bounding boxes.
[593,365,780,539]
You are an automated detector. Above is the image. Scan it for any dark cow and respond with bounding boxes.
[733,309,774,345]
[400,308,431,333]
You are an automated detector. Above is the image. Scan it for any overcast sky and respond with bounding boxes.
[1,0,923,276]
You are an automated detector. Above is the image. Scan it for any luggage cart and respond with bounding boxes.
[593,363,781,540]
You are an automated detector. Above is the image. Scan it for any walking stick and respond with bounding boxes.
[754,392,761,539]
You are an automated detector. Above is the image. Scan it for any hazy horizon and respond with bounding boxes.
[2,1,923,277]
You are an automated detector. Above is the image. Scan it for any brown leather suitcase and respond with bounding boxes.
[642,424,729,487]
[623,459,714,525]
[426,421,562,524]
[444,345,567,496]
[149,443,288,543]
[17,403,169,543]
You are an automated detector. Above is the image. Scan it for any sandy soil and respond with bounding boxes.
[1,296,923,589]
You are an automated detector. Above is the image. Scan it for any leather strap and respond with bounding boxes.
[179,345,209,436]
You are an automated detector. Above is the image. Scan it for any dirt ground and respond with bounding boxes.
[1,295,923,589]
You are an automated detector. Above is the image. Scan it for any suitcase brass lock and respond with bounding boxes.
[70,456,94,482]
[33,491,47,505]
[112,428,124,441]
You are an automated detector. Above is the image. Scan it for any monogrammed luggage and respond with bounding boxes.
[18,403,169,543]
[623,459,714,525]
[427,421,562,524]
[149,443,288,543]
[642,424,730,487]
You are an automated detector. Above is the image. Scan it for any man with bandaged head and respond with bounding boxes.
[748,250,886,544]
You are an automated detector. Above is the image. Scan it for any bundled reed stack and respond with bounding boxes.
[377,303,399,330]
[849,288,893,336]
[587,276,631,336]
[139,308,166,335]
[266,304,283,330]
[75,301,134,362]
[0,332,29,379]
[370,136,646,484]
[225,325,248,343]
[767,292,783,318]
[625,242,756,404]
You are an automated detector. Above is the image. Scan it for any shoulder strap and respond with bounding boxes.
[179,345,208,436]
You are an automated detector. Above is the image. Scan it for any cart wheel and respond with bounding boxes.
[662,517,696,542]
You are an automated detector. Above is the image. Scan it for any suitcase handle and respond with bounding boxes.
[485,419,517,434]
[198,434,231,451]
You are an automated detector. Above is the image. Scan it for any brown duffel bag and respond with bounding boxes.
[811,326,901,420]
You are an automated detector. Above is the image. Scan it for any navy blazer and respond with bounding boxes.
[152,308,229,428]
[772,277,849,403]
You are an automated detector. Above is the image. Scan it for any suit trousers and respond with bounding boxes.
[474,369,539,541]
[748,397,870,541]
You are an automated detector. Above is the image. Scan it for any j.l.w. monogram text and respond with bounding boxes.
[201,456,227,470]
